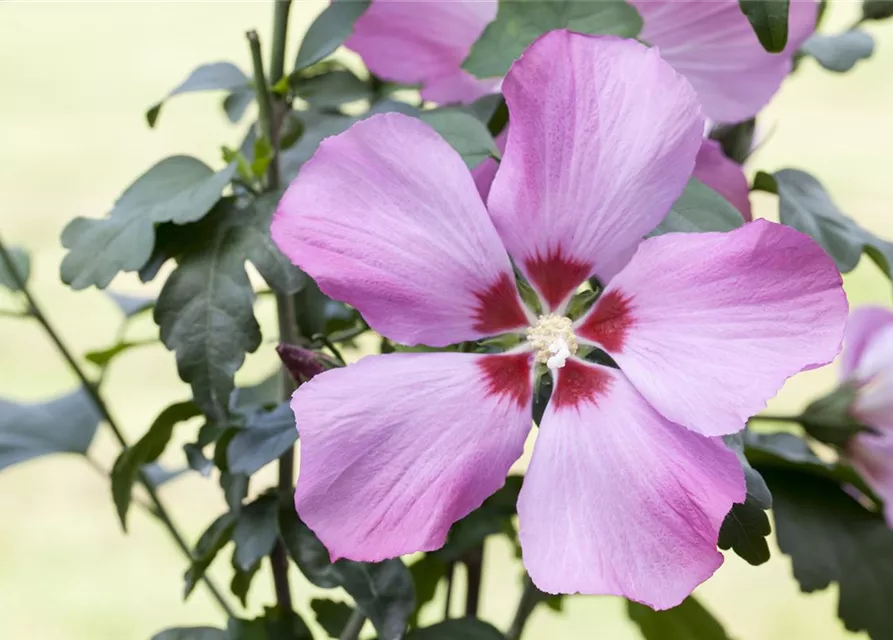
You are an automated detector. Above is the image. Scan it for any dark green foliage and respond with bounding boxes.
[464,0,642,78]
[279,507,415,640]
[754,169,893,278]
[628,596,731,639]
[111,401,200,529]
[738,0,790,52]
[654,178,745,235]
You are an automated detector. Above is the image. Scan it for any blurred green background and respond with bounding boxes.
[1,2,892,638]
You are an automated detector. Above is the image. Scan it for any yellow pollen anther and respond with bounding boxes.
[526,314,578,370]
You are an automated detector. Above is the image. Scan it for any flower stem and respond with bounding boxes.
[506,576,542,640]
[463,545,484,617]
[748,414,802,425]
[0,234,236,618]
[269,1,292,88]
[248,20,296,615]
[339,610,366,640]
[443,561,455,619]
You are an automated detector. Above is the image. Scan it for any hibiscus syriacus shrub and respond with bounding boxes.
[2,1,893,639]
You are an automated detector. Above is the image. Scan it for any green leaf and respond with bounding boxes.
[61,156,235,290]
[85,338,155,367]
[293,69,372,109]
[745,431,880,505]
[0,246,30,292]
[709,120,756,165]
[279,507,415,640]
[801,31,875,72]
[221,472,249,515]
[293,279,360,341]
[105,291,155,318]
[407,555,447,627]
[754,169,893,276]
[800,385,874,446]
[185,512,238,599]
[227,609,313,640]
[627,596,732,639]
[232,494,279,572]
[142,462,187,489]
[863,0,893,20]
[718,431,772,566]
[229,557,260,608]
[311,599,354,638]
[294,0,371,71]
[155,197,301,422]
[436,475,522,563]
[111,401,200,530]
[251,137,274,182]
[738,0,790,53]
[405,618,505,640]
[227,402,298,476]
[152,627,226,640]
[419,108,500,169]
[463,0,642,78]
[229,373,280,416]
[280,110,357,183]
[764,466,893,638]
[147,62,250,127]
[653,178,745,236]
[223,86,255,124]
[0,388,101,472]
[238,192,307,296]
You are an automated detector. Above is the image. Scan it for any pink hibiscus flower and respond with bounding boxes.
[346,0,817,219]
[840,306,893,526]
[272,32,846,608]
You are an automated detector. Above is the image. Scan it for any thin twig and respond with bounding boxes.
[339,610,366,640]
[506,576,542,640]
[0,234,236,617]
[248,16,296,615]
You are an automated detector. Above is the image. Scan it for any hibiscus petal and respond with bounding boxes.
[840,306,893,380]
[272,113,530,346]
[294,352,533,561]
[347,0,498,104]
[518,359,744,607]
[577,219,847,437]
[632,0,818,123]
[852,323,893,425]
[849,433,893,527]
[693,139,752,221]
[488,31,704,310]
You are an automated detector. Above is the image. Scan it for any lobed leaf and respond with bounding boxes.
[61,156,235,290]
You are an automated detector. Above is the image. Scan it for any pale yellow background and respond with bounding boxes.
[0,1,891,638]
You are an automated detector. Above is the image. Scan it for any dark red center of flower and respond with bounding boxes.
[550,358,612,410]
[477,353,532,409]
[524,248,592,311]
[576,289,635,353]
[471,272,529,334]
